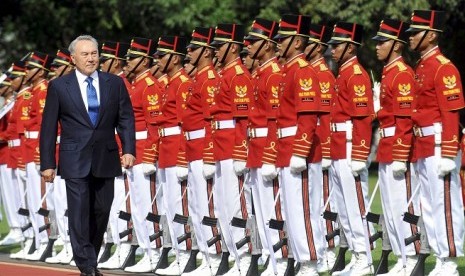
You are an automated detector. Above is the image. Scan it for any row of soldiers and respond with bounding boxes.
[0,9,464,276]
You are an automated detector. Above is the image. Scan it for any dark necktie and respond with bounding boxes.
[85,76,99,126]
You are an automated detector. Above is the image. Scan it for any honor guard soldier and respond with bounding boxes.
[181,27,224,276]
[210,23,254,276]
[7,61,34,259]
[327,22,374,276]
[269,14,325,276]
[0,72,26,247]
[303,23,338,273]
[43,48,75,265]
[244,18,289,276]
[407,10,465,275]
[96,40,137,271]
[125,37,163,273]
[23,52,54,261]
[372,18,421,275]
[153,35,194,276]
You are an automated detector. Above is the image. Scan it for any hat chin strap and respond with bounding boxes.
[191,47,206,70]
[414,30,429,52]
[104,59,115,74]
[280,36,295,60]
[26,69,40,85]
[127,57,145,79]
[162,54,174,74]
[252,40,266,60]
[220,43,233,64]
[383,42,396,64]
[337,43,350,64]
[305,43,318,61]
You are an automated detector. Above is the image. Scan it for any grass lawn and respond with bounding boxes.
[0,170,464,274]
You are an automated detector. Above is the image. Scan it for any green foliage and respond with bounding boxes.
[0,0,464,77]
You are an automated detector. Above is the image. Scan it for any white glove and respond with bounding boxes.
[176,166,189,181]
[18,169,27,182]
[391,161,407,177]
[233,160,248,176]
[203,163,216,180]
[373,81,381,113]
[261,163,278,182]
[141,163,157,175]
[351,160,366,177]
[322,158,332,170]
[438,158,456,177]
[290,155,307,174]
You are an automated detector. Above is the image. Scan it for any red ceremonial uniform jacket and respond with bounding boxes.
[141,73,164,165]
[128,69,161,165]
[312,57,335,160]
[210,58,253,161]
[0,115,8,165]
[154,68,191,168]
[23,80,47,164]
[376,57,415,163]
[330,56,374,161]
[181,64,218,163]
[269,53,321,167]
[4,102,21,169]
[412,46,464,159]
[247,57,282,168]
[11,87,31,170]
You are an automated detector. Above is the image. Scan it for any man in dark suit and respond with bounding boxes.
[40,35,136,276]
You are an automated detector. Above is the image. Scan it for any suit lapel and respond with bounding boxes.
[66,72,93,127]
[96,71,110,126]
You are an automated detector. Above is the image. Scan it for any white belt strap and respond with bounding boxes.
[212,119,235,130]
[56,136,61,144]
[330,122,348,132]
[159,126,181,137]
[277,126,297,139]
[8,139,20,147]
[185,128,206,141]
[25,131,39,139]
[379,126,396,138]
[413,125,436,138]
[248,127,268,138]
[135,130,148,140]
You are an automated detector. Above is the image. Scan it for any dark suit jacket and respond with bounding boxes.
[40,70,135,179]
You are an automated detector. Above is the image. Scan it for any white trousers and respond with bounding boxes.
[319,168,340,249]
[127,164,155,250]
[279,164,325,262]
[187,160,219,254]
[15,168,33,238]
[416,155,464,257]
[0,165,24,229]
[26,162,49,246]
[378,163,420,256]
[53,175,69,243]
[214,159,249,257]
[249,168,283,258]
[330,159,373,253]
[159,166,188,251]
[107,174,128,245]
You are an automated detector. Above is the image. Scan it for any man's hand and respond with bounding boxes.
[141,163,157,176]
[233,160,248,176]
[290,155,307,174]
[121,154,136,169]
[438,157,456,177]
[392,161,407,177]
[41,169,56,183]
[261,163,278,182]
[350,160,366,177]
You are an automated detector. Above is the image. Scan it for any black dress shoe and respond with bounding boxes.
[95,268,103,276]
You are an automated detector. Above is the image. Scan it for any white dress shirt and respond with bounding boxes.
[75,69,100,111]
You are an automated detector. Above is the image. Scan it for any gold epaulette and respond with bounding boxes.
[180,75,189,82]
[436,55,450,65]
[145,77,154,86]
[39,82,47,91]
[319,63,328,71]
[297,58,308,68]
[235,65,244,75]
[208,70,216,79]
[271,63,280,73]
[396,62,407,72]
[353,64,362,75]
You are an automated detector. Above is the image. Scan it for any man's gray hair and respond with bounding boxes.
[68,35,99,54]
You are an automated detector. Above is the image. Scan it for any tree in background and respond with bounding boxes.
[0,0,463,79]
